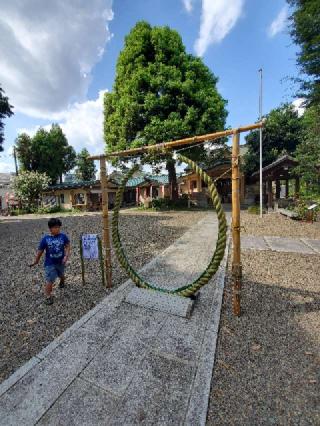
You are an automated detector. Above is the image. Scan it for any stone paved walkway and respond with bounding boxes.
[0,213,229,426]
[241,235,320,254]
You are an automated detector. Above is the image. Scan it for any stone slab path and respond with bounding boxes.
[241,235,320,254]
[0,212,229,426]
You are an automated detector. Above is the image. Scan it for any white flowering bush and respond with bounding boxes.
[13,171,50,212]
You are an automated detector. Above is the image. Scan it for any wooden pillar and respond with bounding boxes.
[232,131,241,317]
[285,179,289,198]
[100,157,112,288]
[198,176,202,192]
[267,180,273,208]
[295,178,300,196]
[276,180,281,199]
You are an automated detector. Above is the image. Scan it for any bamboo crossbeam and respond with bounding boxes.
[89,122,264,160]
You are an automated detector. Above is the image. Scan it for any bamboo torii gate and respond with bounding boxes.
[90,121,264,316]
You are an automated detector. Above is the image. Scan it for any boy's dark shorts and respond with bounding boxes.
[45,264,65,283]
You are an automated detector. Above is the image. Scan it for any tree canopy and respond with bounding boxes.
[293,105,320,193]
[288,0,320,105]
[104,21,227,198]
[75,148,97,181]
[243,104,304,176]
[15,124,76,184]
[0,85,14,152]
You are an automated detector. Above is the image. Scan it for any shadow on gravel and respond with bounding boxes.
[208,269,320,425]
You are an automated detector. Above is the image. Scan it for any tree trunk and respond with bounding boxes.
[166,158,179,201]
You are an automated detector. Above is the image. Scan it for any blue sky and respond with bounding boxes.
[0,0,301,173]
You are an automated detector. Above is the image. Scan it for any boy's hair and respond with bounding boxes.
[48,218,62,229]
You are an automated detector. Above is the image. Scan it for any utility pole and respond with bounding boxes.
[259,68,263,218]
[13,146,18,176]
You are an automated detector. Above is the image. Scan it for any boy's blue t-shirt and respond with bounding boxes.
[38,233,70,266]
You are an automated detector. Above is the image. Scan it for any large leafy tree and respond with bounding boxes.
[243,104,303,176]
[294,105,320,192]
[288,0,320,105]
[15,124,76,184]
[0,86,14,152]
[75,148,97,181]
[104,21,227,199]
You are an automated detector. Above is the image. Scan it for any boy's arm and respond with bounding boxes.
[62,243,71,264]
[30,250,44,267]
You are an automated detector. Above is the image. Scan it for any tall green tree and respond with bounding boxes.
[15,133,33,170]
[288,0,320,105]
[294,105,320,193]
[0,86,14,152]
[15,124,76,184]
[243,104,304,176]
[104,21,227,199]
[75,148,97,181]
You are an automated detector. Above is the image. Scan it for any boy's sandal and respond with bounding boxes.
[45,296,54,305]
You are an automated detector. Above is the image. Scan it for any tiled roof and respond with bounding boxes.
[46,174,170,191]
[125,175,169,187]
[126,177,146,187]
[251,154,298,177]
[47,180,99,190]
[146,175,169,184]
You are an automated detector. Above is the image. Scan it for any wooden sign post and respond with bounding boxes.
[79,234,105,287]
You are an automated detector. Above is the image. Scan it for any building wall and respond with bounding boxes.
[0,188,9,210]
[42,187,117,210]
[179,170,246,203]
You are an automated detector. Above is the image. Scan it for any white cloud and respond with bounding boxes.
[0,0,113,118]
[0,145,15,173]
[194,0,244,56]
[268,5,288,38]
[182,0,195,13]
[292,98,306,117]
[19,90,107,156]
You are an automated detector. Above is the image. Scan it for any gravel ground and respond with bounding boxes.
[0,210,206,383]
[241,211,320,239]
[207,233,320,424]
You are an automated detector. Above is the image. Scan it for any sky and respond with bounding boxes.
[0,0,301,174]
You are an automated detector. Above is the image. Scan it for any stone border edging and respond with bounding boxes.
[185,233,230,425]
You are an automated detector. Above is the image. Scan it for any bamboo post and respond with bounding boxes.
[100,157,112,288]
[232,131,242,316]
[98,236,106,287]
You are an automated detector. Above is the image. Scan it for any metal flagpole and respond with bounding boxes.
[259,68,263,218]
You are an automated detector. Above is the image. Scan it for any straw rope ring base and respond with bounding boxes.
[111,154,227,297]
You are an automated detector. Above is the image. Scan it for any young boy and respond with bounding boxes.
[30,218,71,305]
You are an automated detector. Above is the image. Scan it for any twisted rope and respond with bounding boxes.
[111,153,227,297]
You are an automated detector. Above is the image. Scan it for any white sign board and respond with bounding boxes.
[308,204,318,210]
[82,234,99,259]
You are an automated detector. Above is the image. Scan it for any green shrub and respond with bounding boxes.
[10,208,29,216]
[151,198,170,209]
[151,196,189,210]
[294,199,320,220]
[247,205,266,215]
[37,205,62,214]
